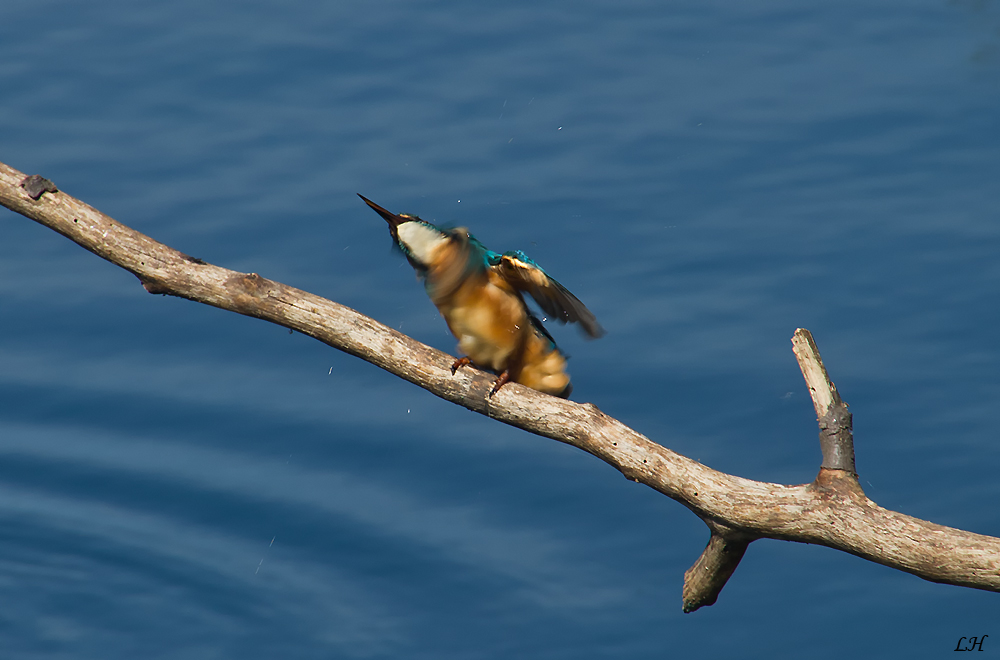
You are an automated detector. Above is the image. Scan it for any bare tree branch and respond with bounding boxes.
[2,159,998,611]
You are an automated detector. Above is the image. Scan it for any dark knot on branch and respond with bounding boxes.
[21,174,58,200]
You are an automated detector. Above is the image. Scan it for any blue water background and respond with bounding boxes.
[2,0,1000,657]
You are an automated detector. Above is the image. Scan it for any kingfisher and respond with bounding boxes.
[359,194,603,398]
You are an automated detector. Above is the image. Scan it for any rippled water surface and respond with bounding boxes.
[2,0,1000,657]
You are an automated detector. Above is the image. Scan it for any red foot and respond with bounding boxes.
[451,356,473,375]
[489,370,511,398]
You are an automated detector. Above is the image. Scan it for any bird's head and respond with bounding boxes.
[358,194,454,270]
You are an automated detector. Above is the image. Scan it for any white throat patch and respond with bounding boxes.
[397,222,449,264]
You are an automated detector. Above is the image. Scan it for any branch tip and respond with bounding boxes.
[682,529,752,613]
[792,329,858,476]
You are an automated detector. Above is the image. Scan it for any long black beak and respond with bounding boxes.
[358,194,406,232]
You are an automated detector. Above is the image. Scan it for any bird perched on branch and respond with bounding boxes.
[359,195,603,398]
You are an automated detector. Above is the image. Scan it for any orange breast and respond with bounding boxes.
[438,272,527,372]
[423,245,571,396]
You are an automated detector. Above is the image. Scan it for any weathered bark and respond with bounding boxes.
[2,159,998,611]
